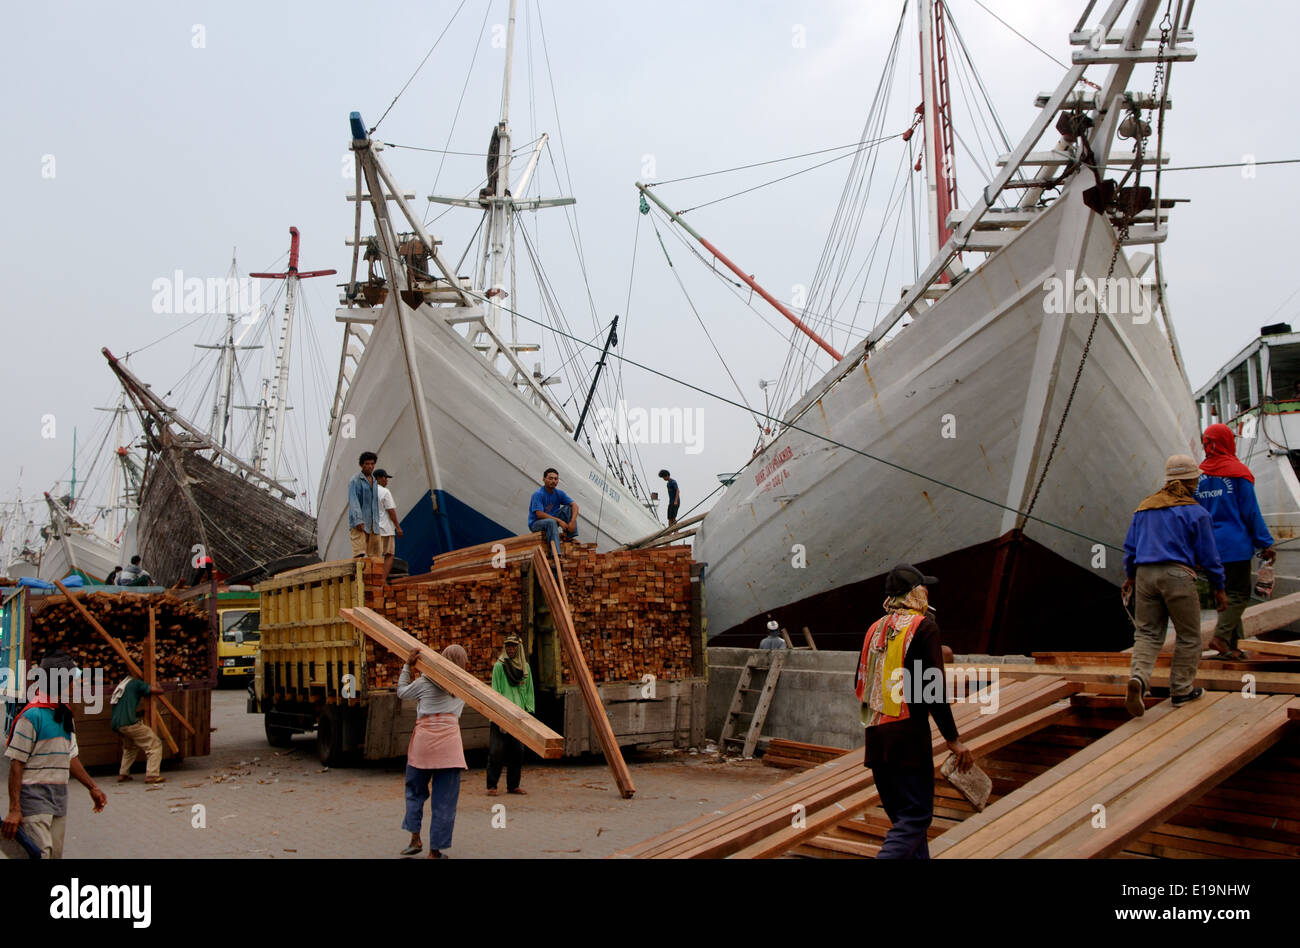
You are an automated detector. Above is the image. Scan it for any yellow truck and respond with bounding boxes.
[216,589,260,686]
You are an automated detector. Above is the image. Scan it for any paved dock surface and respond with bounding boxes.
[7,690,785,859]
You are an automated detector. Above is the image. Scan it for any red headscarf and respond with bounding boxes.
[1200,423,1254,483]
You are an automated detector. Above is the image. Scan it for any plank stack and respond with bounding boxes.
[28,592,212,682]
[356,539,698,688]
[556,545,694,684]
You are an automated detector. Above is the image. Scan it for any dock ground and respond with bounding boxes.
[13,689,786,859]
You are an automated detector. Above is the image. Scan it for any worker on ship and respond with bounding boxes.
[1122,455,1228,717]
[1196,424,1275,660]
[856,564,971,859]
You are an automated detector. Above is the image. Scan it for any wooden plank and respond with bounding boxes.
[1040,695,1299,858]
[142,606,179,755]
[531,548,635,797]
[51,580,196,736]
[618,677,1075,858]
[339,606,563,759]
[934,695,1235,858]
[976,662,1300,694]
[1240,638,1300,659]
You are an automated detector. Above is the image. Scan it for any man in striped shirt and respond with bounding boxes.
[2,652,107,858]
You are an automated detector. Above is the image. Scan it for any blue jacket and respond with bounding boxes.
[1123,503,1225,590]
[1195,474,1273,564]
[348,471,380,532]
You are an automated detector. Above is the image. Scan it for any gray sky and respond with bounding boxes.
[4,1,1296,536]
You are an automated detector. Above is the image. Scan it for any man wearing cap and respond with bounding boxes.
[2,652,108,858]
[759,619,787,650]
[486,635,534,796]
[375,469,403,583]
[856,565,972,859]
[1122,454,1228,717]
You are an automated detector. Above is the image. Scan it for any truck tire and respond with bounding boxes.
[264,714,295,749]
[317,706,345,766]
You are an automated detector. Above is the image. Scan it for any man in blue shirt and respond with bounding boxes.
[1197,423,1276,660]
[529,468,578,556]
[1122,454,1228,717]
[348,451,383,558]
[659,469,680,526]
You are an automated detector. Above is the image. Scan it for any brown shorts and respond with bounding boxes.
[379,534,395,556]
[350,527,383,558]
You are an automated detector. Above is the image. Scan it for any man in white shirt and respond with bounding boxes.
[374,469,403,583]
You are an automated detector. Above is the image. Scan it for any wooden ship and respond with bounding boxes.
[102,348,317,587]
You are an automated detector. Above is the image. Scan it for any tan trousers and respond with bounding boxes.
[117,721,164,777]
[1130,563,1203,697]
[0,812,65,859]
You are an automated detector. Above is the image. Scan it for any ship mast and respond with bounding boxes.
[250,227,336,481]
[919,0,958,266]
[195,252,260,452]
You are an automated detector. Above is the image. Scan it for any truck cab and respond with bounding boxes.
[217,592,260,686]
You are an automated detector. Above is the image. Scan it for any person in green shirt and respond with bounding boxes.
[486,635,533,796]
[110,676,164,784]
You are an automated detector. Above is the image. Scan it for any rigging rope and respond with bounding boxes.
[371,0,470,134]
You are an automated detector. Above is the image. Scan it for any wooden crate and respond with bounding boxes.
[69,687,212,770]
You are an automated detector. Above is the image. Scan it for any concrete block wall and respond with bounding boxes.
[706,647,864,752]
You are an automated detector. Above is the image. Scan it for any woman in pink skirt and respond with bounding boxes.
[398,644,468,858]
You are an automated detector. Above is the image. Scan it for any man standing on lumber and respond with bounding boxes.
[399,644,468,859]
[375,469,403,583]
[856,565,972,859]
[486,635,533,796]
[110,675,164,784]
[348,451,384,559]
[2,652,107,859]
[116,555,153,586]
[658,469,680,527]
[529,468,578,557]
[1196,424,1276,661]
[1122,454,1228,717]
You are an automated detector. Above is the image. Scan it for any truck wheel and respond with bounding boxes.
[317,707,345,766]
[264,714,295,749]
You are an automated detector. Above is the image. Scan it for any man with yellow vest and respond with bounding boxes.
[856,564,972,859]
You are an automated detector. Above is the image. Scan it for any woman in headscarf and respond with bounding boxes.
[397,644,468,858]
[856,565,971,859]
[1196,423,1276,660]
[486,634,533,796]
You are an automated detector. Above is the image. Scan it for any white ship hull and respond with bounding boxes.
[317,294,660,572]
[696,174,1199,653]
[38,531,121,584]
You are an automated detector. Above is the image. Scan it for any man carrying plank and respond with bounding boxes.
[487,635,533,796]
[111,675,164,784]
[398,645,468,859]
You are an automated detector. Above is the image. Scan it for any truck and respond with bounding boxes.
[249,549,707,766]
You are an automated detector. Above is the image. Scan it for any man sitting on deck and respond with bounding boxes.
[528,468,578,556]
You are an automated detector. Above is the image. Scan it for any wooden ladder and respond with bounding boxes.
[719,651,787,758]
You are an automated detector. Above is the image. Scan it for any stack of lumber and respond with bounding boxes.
[762,739,848,771]
[615,676,1083,859]
[792,692,1300,860]
[556,545,694,684]
[359,557,527,687]
[29,592,211,682]
[356,537,698,687]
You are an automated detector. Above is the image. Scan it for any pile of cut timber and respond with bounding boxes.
[29,592,212,681]
[557,545,694,684]
[357,539,696,687]
[360,558,527,687]
[762,739,847,771]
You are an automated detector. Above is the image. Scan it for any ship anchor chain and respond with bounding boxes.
[1018,10,1171,531]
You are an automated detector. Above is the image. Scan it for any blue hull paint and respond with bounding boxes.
[395,489,515,573]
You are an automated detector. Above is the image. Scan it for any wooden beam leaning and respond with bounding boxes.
[52,580,196,736]
[143,606,179,755]
[339,606,563,759]
[530,549,635,798]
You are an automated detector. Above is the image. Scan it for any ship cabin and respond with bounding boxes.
[1195,322,1300,449]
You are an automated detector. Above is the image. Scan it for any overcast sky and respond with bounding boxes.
[3,1,1296,537]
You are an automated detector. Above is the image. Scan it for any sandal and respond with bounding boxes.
[428,850,448,859]
[507,788,528,795]
[400,843,422,856]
